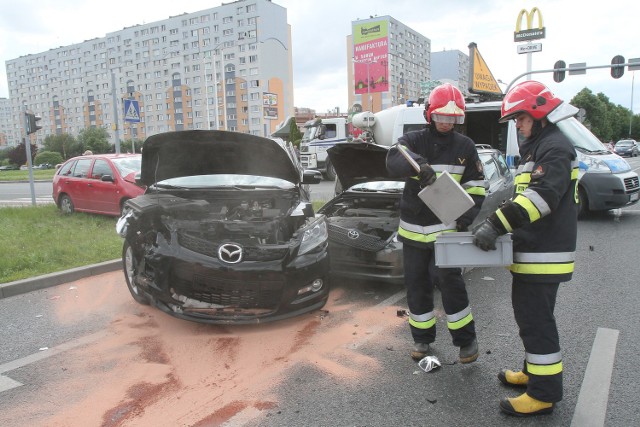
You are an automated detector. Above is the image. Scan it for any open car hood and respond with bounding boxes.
[327,142,402,190]
[140,130,300,186]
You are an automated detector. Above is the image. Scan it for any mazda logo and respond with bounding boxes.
[347,230,360,239]
[218,243,243,264]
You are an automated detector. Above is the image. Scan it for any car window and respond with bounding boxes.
[72,159,92,178]
[494,152,509,176]
[480,154,500,185]
[58,160,75,176]
[91,159,113,179]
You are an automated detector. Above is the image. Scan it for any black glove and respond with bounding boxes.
[472,219,501,251]
[456,219,470,232]
[418,162,436,187]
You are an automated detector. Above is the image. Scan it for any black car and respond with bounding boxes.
[318,143,514,284]
[116,130,329,324]
[613,139,639,157]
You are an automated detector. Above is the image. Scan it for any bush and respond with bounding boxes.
[35,151,64,166]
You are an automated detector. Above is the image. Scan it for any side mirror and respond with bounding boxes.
[302,169,323,184]
[101,175,115,183]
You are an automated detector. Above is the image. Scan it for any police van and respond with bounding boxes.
[463,100,640,216]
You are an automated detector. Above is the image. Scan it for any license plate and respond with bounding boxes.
[631,192,639,202]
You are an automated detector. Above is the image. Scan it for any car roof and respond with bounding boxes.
[63,153,141,162]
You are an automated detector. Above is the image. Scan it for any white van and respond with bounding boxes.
[463,101,640,216]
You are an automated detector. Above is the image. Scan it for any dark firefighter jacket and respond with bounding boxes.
[386,127,486,249]
[488,123,579,284]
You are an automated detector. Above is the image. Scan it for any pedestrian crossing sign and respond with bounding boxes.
[124,99,141,123]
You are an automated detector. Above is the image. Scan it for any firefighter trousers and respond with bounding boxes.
[403,243,476,347]
[512,278,563,403]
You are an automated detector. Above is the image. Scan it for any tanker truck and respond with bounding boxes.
[350,103,426,147]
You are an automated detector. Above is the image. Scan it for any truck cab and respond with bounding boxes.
[299,117,349,180]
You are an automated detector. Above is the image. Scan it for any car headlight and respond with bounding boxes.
[298,216,328,255]
[579,155,612,174]
[116,210,133,237]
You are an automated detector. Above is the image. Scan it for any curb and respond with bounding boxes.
[0,259,122,299]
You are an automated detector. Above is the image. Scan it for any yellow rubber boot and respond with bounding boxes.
[498,369,529,388]
[500,392,554,417]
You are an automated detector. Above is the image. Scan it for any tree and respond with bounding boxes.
[7,142,37,166]
[570,87,640,142]
[77,127,111,154]
[121,138,144,153]
[43,133,79,159]
[289,119,303,147]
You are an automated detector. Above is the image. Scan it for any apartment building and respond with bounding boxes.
[347,16,431,113]
[3,0,293,148]
[0,98,11,146]
[431,49,470,96]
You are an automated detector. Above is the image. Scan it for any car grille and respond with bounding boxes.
[178,232,289,261]
[624,175,639,191]
[330,244,377,262]
[300,145,309,153]
[327,223,389,252]
[174,272,284,309]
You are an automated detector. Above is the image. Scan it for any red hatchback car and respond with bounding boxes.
[52,153,145,216]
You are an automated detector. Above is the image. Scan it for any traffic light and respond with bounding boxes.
[25,112,42,135]
[611,55,625,79]
[553,60,566,83]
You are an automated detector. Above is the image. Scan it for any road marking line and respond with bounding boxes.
[0,330,108,393]
[570,327,619,427]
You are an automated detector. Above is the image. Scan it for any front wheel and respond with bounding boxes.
[59,194,75,215]
[577,186,589,219]
[122,240,150,305]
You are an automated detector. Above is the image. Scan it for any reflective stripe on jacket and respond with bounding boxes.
[386,127,485,248]
[492,124,578,283]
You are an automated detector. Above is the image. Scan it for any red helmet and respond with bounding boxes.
[499,81,563,123]
[425,83,465,124]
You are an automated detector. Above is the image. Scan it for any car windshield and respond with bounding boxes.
[557,118,610,153]
[112,157,141,176]
[302,124,319,142]
[616,141,633,147]
[155,174,295,189]
[348,181,405,192]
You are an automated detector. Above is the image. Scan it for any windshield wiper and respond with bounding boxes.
[351,187,379,192]
[153,183,190,190]
[575,146,608,154]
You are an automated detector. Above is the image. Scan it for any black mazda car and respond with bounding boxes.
[116,130,329,324]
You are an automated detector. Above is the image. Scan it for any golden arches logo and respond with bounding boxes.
[516,7,544,32]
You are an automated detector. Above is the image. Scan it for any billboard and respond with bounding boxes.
[263,92,278,120]
[353,20,389,95]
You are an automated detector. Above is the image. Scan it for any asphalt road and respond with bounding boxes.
[0,205,639,426]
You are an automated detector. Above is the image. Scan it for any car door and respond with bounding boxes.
[473,152,514,226]
[64,158,93,210]
[86,159,121,215]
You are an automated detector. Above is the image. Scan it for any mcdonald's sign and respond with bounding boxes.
[514,8,545,42]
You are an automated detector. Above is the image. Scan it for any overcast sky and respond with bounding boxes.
[1,0,638,113]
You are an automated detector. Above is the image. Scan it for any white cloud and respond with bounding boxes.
[1,0,638,113]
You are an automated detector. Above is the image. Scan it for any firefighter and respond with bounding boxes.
[386,83,486,363]
[472,80,579,417]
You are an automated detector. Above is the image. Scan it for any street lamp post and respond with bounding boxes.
[630,71,635,137]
